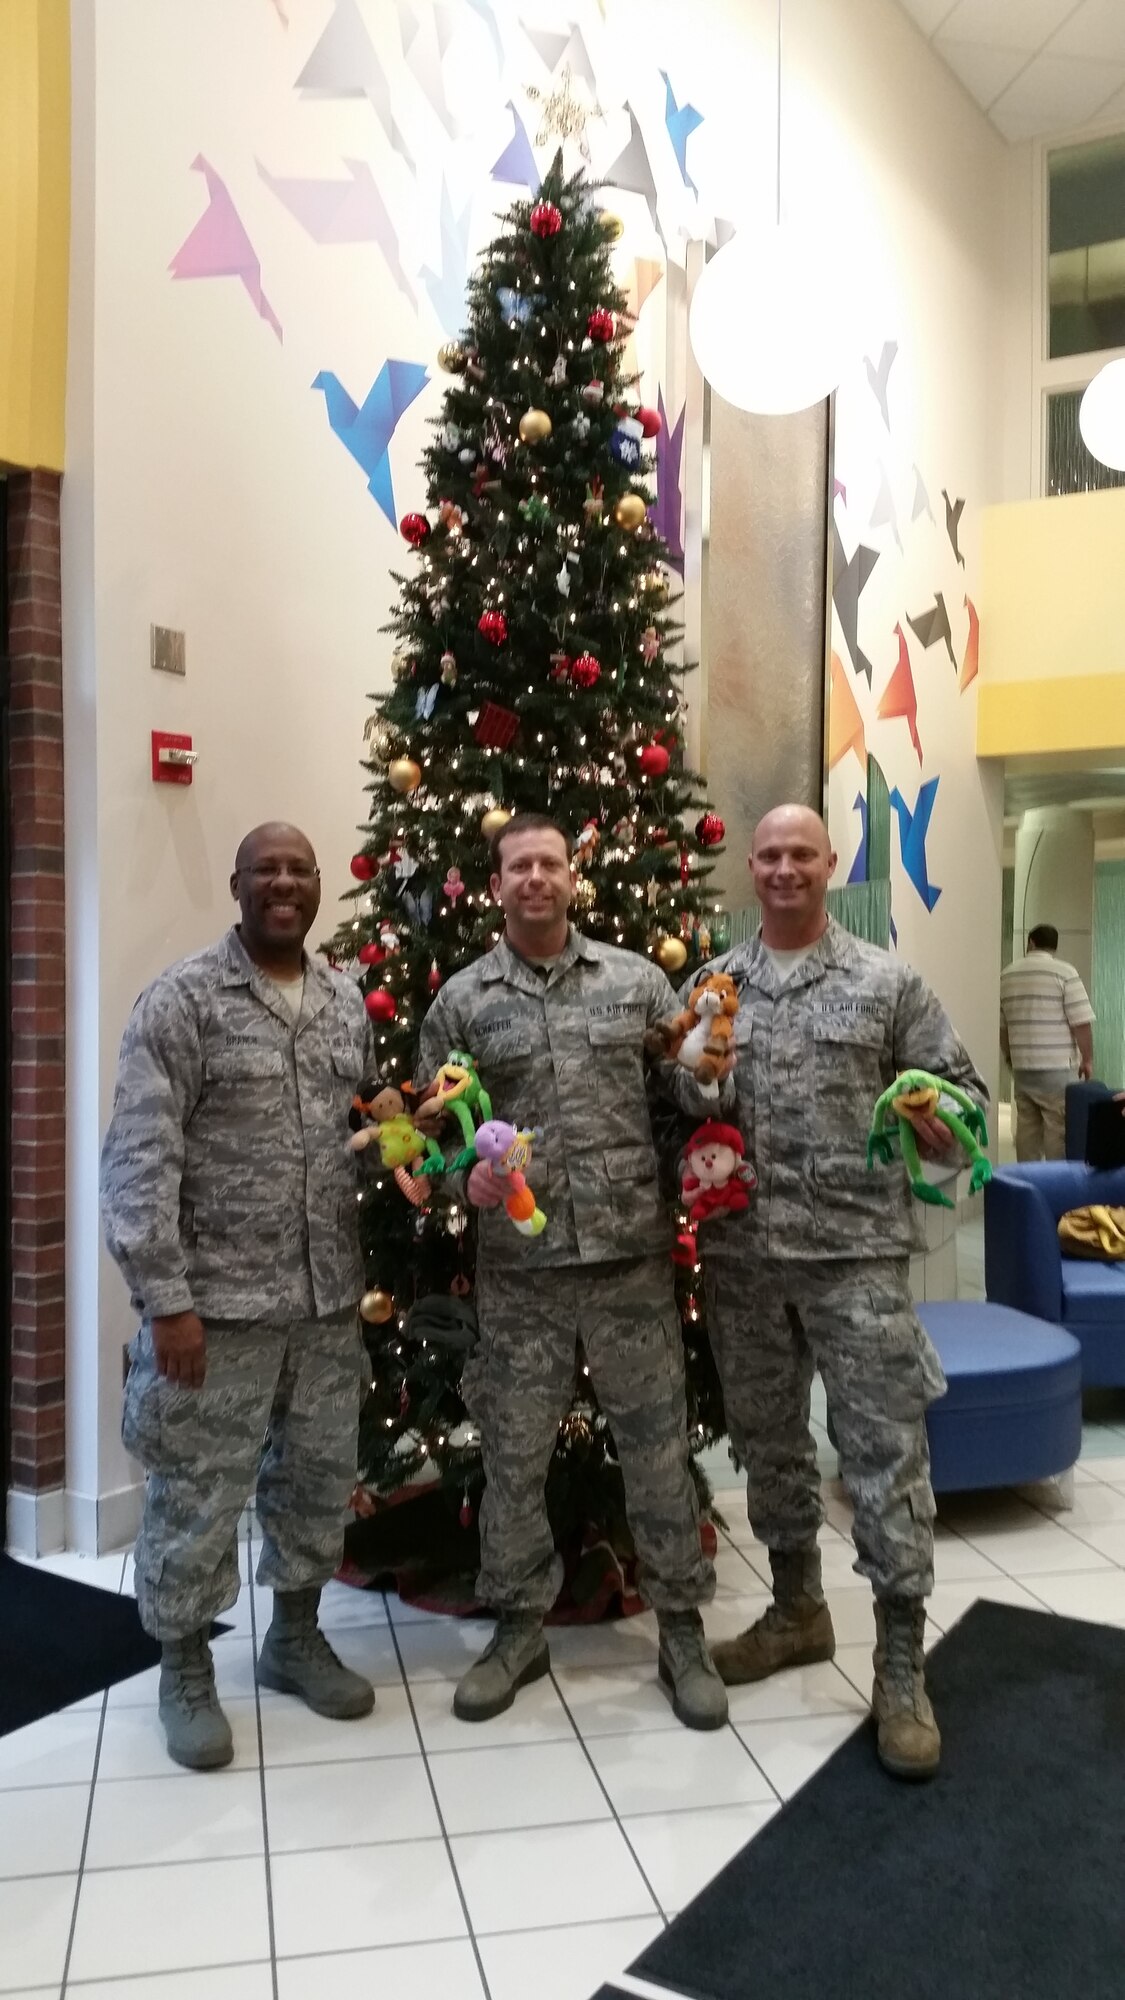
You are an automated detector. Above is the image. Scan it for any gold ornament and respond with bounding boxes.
[438,341,467,373]
[480,805,512,838]
[573,876,597,911]
[363,716,397,764]
[653,934,688,973]
[359,1288,395,1325]
[600,211,625,241]
[388,757,422,795]
[613,493,647,530]
[641,570,670,604]
[390,650,411,683]
[518,408,553,445]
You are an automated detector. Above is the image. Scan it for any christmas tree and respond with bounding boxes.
[332,159,729,1612]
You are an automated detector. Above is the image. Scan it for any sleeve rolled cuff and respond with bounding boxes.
[139,1280,196,1319]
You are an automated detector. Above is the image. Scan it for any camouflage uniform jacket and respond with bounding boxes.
[415,928,711,1272]
[101,927,370,1322]
[681,918,987,1263]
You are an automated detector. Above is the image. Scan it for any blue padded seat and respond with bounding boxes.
[1060,1261,1125,1326]
[917,1302,1082,1494]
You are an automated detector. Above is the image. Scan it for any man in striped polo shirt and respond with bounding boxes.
[999,924,1095,1161]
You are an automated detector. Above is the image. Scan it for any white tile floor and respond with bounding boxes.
[8,1283,1125,1996]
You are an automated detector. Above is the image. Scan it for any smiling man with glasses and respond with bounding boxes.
[101,822,375,1771]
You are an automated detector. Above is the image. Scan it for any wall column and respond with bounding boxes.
[1013,805,1095,987]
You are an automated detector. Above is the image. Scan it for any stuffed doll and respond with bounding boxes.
[645,973,739,1099]
[473,1120,548,1237]
[347,1077,446,1205]
[682,1120,756,1224]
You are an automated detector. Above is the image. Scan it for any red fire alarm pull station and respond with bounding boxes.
[151,731,198,785]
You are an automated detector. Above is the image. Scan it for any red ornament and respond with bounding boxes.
[474,700,521,750]
[358,942,386,966]
[638,743,671,779]
[459,1494,474,1528]
[478,608,509,645]
[637,405,663,439]
[349,853,376,881]
[696,812,726,847]
[365,989,397,1022]
[587,308,616,344]
[428,960,442,994]
[570,652,602,689]
[549,651,571,682]
[400,512,430,547]
[681,847,691,888]
[529,200,563,239]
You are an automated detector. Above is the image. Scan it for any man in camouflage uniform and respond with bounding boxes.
[685,804,987,1779]
[102,822,374,1771]
[413,813,724,1729]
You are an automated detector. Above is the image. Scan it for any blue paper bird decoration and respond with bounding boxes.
[312,359,429,525]
[889,778,942,912]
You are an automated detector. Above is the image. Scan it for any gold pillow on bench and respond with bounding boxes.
[1058,1205,1125,1259]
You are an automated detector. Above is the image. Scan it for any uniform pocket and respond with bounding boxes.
[877,1313,947,1421]
[330,1038,366,1085]
[604,1142,662,1240]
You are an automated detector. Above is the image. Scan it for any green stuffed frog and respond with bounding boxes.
[866,1069,991,1211]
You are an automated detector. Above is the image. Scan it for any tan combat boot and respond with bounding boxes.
[872,1598,941,1780]
[710,1546,836,1686]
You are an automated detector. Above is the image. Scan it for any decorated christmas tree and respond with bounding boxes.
[333,158,728,1612]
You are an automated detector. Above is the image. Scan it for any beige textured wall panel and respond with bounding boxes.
[704,399,829,891]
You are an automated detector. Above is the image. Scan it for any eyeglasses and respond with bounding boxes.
[239,864,321,883]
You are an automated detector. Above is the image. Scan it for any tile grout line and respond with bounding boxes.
[246,1518,280,2000]
[385,1599,494,2000]
[55,1555,128,1995]
[547,1664,674,1928]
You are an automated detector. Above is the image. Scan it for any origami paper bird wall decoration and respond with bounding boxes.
[649,390,685,572]
[604,110,663,243]
[960,595,979,693]
[879,623,923,765]
[421,180,475,336]
[828,651,867,772]
[906,592,955,670]
[492,103,540,193]
[296,0,414,169]
[870,462,903,553]
[257,158,416,307]
[832,522,880,686]
[911,465,935,524]
[890,778,942,912]
[864,340,898,430]
[660,70,703,194]
[942,489,966,568]
[312,360,429,524]
[848,791,869,885]
[170,156,282,342]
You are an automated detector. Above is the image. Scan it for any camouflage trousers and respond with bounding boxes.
[467,1256,715,1616]
[704,1257,946,1600]
[122,1312,366,1640]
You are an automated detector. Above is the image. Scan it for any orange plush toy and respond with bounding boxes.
[646,972,739,1100]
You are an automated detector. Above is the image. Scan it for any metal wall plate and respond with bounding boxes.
[150,624,185,675]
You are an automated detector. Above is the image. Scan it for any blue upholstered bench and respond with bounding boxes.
[917,1302,1083,1494]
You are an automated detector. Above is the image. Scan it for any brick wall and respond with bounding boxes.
[6,471,66,1494]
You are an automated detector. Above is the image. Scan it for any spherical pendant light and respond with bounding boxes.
[1079,359,1125,473]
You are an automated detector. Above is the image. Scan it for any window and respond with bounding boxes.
[1046,388,1125,496]
[1048,133,1125,361]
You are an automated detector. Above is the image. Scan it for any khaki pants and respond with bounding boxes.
[1013,1077,1068,1162]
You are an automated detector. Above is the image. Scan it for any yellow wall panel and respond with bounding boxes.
[980,488,1125,690]
[0,0,70,472]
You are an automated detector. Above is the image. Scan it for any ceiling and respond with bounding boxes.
[895,0,1125,142]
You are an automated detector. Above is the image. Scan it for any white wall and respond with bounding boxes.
[64,0,1014,1540]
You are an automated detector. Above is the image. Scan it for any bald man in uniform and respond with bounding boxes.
[682,806,987,1779]
[102,823,375,1770]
